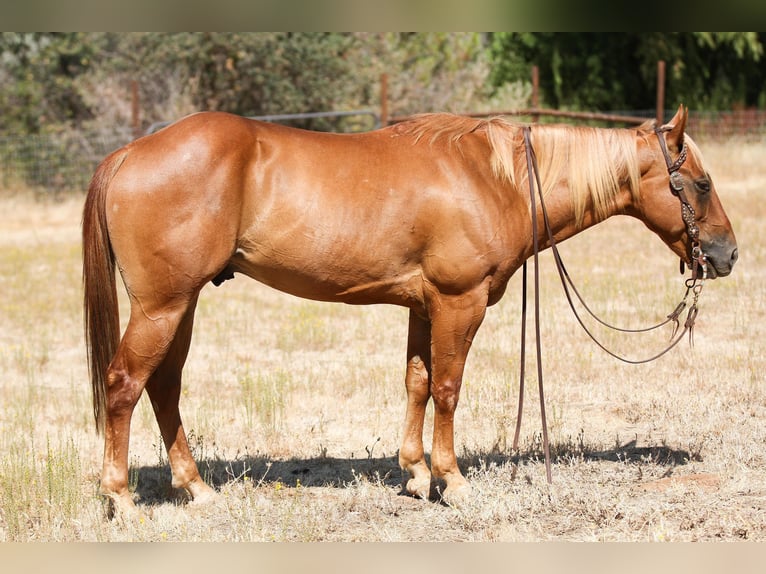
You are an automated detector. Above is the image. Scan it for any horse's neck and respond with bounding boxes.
[531,181,633,252]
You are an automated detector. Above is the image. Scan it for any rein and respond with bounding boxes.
[513,126,707,484]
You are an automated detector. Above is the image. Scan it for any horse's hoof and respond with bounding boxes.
[441,482,472,508]
[405,476,432,500]
[186,480,218,506]
[188,488,219,507]
[103,492,144,523]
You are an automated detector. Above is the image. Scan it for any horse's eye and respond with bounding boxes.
[694,179,711,193]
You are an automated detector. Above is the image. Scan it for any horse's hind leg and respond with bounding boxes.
[100,296,195,516]
[144,295,217,505]
[399,310,433,499]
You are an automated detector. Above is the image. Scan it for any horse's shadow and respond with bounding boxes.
[130,439,698,506]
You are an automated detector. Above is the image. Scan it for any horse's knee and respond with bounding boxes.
[431,376,462,413]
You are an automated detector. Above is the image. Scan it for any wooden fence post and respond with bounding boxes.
[531,65,539,123]
[131,80,141,139]
[656,60,666,126]
[380,73,389,127]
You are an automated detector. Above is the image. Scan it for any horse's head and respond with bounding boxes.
[635,105,738,279]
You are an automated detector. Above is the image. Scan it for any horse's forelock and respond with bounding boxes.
[682,134,707,173]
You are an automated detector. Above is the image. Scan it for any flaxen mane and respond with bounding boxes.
[396,113,643,228]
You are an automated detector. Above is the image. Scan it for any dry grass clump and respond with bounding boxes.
[0,138,764,541]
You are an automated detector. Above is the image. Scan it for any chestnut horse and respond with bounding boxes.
[83,105,737,514]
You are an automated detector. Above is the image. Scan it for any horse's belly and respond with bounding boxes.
[229,245,425,307]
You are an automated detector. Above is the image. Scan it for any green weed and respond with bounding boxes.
[0,436,83,541]
[276,303,338,352]
[238,365,290,432]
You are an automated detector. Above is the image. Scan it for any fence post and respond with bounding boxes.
[380,73,389,127]
[656,60,665,126]
[531,65,539,123]
[131,80,141,140]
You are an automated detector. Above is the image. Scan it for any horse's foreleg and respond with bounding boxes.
[427,281,489,504]
[100,298,192,517]
[144,297,217,506]
[399,310,433,499]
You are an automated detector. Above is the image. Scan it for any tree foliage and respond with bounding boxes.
[0,33,101,132]
[2,33,369,133]
[0,32,505,134]
[490,32,766,112]
[1,32,765,137]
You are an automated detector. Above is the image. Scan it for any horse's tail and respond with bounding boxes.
[82,148,128,434]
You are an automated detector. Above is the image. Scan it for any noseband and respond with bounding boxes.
[654,126,708,280]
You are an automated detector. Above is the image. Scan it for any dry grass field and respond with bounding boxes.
[0,138,763,542]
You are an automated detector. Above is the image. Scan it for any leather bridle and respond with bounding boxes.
[654,125,709,281]
[513,126,708,484]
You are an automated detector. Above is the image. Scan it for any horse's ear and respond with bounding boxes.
[664,104,688,153]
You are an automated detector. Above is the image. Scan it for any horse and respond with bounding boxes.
[83,104,737,515]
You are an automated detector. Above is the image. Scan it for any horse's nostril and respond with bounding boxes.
[731,247,739,266]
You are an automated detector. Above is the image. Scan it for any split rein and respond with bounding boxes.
[513,126,708,484]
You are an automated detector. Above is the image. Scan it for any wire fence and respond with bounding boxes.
[687,109,766,140]
[1,110,765,196]
[0,127,133,195]
[610,109,766,138]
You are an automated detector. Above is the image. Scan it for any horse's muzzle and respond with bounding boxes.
[703,240,738,279]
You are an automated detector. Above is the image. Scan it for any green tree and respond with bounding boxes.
[349,32,527,117]
[489,32,765,112]
[0,32,100,132]
[79,33,366,131]
[1,33,375,133]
